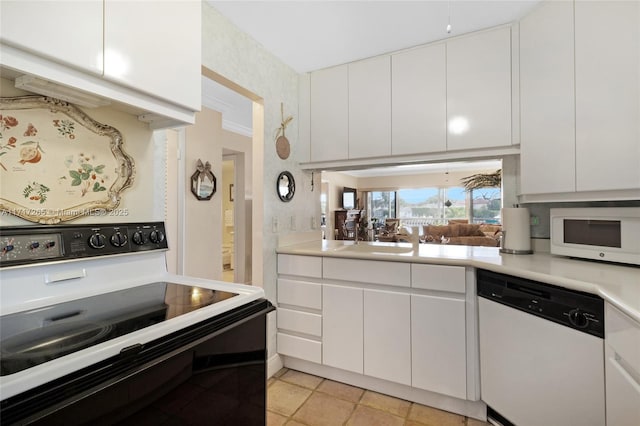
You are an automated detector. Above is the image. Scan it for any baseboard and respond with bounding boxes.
[282,356,487,421]
[267,353,284,378]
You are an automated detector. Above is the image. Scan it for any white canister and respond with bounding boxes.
[500,207,533,254]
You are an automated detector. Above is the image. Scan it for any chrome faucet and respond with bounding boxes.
[403,225,421,251]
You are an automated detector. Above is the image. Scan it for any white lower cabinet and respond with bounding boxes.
[364,289,411,385]
[605,303,640,426]
[277,254,472,406]
[411,294,467,399]
[322,284,363,373]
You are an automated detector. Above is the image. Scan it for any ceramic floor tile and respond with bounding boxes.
[466,417,491,426]
[292,392,355,426]
[280,369,324,390]
[274,368,289,378]
[316,379,364,403]
[284,421,307,426]
[346,405,405,426]
[267,410,288,426]
[407,403,465,426]
[268,377,276,387]
[267,380,312,417]
[359,390,411,418]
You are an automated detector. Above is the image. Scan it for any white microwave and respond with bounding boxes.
[550,207,640,266]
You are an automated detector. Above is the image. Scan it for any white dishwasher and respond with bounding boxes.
[477,269,605,426]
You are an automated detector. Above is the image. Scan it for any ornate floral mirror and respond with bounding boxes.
[277,171,295,202]
[0,96,134,223]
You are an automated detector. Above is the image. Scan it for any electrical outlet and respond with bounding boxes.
[290,216,296,231]
[272,217,278,233]
[311,216,316,230]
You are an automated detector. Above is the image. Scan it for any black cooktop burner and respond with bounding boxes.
[0,282,238,376]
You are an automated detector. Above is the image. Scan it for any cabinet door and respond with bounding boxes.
[348,56,391,159]
[412,294,466,399]
[310,65,349,162]
[364,289,411,385]
[575,1,640,191]
[605,344,640,426]
[446,27,512,151]
[0,0,103,75]
[392,43,446,155]
[520,1,576,195]
[103,0,201,111]
[322,284,363,373]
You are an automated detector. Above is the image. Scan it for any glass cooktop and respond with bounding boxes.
[0,282,238,376]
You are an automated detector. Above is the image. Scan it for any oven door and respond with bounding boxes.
[1,299,274,426]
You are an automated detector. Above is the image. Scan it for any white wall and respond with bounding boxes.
[0,78,162,226]
[183,107,223,280]
[201,3,320,362]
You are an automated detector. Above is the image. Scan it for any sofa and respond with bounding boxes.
[422,223,501,247]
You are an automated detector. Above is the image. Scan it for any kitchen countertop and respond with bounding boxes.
[277,240,640,323]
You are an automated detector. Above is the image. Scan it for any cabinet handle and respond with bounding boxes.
[609,353,640,392]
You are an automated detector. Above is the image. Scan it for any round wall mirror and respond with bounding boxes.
[277,171,295,202]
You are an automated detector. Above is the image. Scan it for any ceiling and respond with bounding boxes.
[208,0,541,73]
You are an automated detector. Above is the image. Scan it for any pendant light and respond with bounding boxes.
[446,0,452,34]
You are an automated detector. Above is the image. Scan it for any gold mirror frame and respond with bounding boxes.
[0,96,134,223]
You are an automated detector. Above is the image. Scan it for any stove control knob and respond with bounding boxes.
[132,231,145,245]
[568,309,589,328]
[88,233,106,249]
[149,230,165,244]
[29,242,40,250]
[110,232,127,247]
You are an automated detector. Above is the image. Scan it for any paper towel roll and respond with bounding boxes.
[501,207,532,253]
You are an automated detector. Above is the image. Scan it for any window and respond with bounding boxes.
[471,187,501,223]
[396,187,468,224]
[368,191,396,223]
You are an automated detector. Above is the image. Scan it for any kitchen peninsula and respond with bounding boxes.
[275,238,640,422]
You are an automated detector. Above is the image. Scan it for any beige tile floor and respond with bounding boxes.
[268,368,490,426]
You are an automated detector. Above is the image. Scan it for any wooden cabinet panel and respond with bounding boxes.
[310,65,349,162]
[412,294,467,399]
[322,284,363,373]
[520,0,576,195]
[446,27,512,151]
[391,43,447,155]
[364,289,411,385]
[348,56,391,159]
[575,0,640,192]
[0,0,103,75]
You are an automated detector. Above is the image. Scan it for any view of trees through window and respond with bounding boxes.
[367,186,501,225]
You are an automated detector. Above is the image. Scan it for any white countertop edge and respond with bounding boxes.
[277,241,640,323]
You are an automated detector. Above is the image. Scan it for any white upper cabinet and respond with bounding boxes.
[520,0,576,195]
[391,43,447,155]
[0,0,200,126]
[104,0,201,111]
[348,56,392,159]
[310,64,349,162]
[446,26,512,151]
[519,0,640,198]
[574,0,640,192]
[0,0,103,75]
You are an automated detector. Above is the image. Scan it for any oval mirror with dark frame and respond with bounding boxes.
[277,171,295,202]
